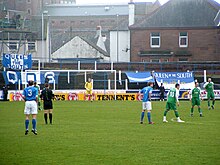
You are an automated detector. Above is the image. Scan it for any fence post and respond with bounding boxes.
[78,61,80,70]
[119,70,122,85]
[67,71,70,84]
[204,70,207,82]
[125,79,128,90]
[111,62,114,72]
[108,79,111,90]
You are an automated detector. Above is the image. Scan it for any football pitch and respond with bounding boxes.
[0,100,220,165]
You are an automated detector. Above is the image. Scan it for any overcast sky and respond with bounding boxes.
[76,0,220,5]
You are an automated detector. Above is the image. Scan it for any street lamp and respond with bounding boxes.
[41,10,48,66]
[47,15,51,63]
[116,14,119,62]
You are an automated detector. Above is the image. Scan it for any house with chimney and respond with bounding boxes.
[129,0,220,63]
[0,1,160,62]
[51,26,110,62]
[46,1,160,62]
[109,1,160,62]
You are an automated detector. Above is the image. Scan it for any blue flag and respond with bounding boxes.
[125,72,154,83]
[2,53,32,70]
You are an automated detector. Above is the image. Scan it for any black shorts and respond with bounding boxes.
[43,100,53,110]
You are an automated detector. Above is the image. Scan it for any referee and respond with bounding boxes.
[40,83,54,124]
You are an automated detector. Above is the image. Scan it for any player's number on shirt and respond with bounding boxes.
[169,91,175,98]
[27,89,32,97]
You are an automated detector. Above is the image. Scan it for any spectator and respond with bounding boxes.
[2,85,8,101]
[159,83,165,101]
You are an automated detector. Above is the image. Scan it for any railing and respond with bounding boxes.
[30,61,220,73]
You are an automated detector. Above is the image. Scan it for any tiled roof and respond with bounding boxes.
[51,30,110,56]
[130,0,220,29]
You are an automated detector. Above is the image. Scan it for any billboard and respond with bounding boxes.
[7,89,220,101]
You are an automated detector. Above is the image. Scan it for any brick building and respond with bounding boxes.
[0,0,160,62]
[0,0,75,18]
[130,0,220,62]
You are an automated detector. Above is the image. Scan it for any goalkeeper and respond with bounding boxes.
[85,78,93,101]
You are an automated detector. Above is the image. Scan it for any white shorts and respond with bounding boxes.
[142,101,152,110]
[24,101,38,115]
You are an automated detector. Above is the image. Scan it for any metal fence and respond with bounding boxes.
[1,61,220,90]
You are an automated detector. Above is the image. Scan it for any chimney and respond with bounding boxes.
[128,0,135,26]
[96,26,107,52]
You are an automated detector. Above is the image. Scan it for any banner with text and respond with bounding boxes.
[3,70,59,85]
[154,72,194,89]
[2,54,32,70]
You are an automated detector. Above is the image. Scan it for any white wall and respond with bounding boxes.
[36,40,48,62]
[51,36,110,61]
[110,30,130,62]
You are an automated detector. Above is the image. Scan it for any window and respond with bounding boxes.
[27,0,31,3]
[150,59,160,63]
[102,34,107,42]
[150,32,160,48]
[9,42,17,50]
[179,32,188,47]
[60,21,65,24]
[27,9,31,15]
[178,58,188,62]
[28,42,36,51]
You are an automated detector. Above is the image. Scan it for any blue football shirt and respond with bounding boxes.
[23,86,38,101]
[140,86,153,102]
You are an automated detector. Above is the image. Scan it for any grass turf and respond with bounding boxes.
[0,100,220,165]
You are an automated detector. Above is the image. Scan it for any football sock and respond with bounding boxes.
[32,119,37,130]
[140,111,145,122]
[49,113,52,124]
[174,111,179,118]
[147,112,151,123]
[208,100,210,107]
[198,107,202,114]
[44,113,48,124]
[191,107,194,113]
[25,119,29,130]
[163,110,168,116]
[212,100,215,106]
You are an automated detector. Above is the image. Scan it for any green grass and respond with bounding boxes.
[0,100,220,165]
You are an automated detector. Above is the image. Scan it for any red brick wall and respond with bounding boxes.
[130,28,220,62]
